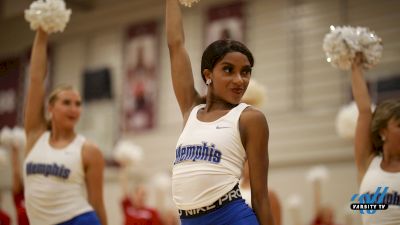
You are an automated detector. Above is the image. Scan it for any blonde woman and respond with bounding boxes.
[23,29,107,225]
[351,53,400,224]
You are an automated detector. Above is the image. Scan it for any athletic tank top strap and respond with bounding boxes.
[225,103,250,126]
[186,104,205,124]
[187,103,250,126]
[32,131,85,152]
[33,131,50,150]
[368,155,382,169]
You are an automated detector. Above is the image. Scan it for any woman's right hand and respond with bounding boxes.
[352,52,364,72]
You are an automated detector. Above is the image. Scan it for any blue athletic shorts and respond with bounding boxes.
[180,199,259,225]
[57,211,101,225]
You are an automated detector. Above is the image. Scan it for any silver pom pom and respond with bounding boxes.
[287,194,303,209]
[24,0,72,33]
[179,0,200,7]
[306,165,329,182]
[323,26,383,70]
[12,127,26,150]
[335,101,375,139]
[241,79,267,107]
[113,140,144,166]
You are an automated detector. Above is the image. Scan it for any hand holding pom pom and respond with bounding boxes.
[179,0,200,7]
[25,0,71,33]
[323,26,383,70]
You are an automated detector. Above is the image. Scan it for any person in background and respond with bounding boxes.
[23,28,107,225]
[119,165,163,225]
[11,143,29,225]
[0,199,10,225]
[351,52,400,224]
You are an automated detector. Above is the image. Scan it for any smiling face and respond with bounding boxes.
[204,52,252,104]
[48,89,82,130]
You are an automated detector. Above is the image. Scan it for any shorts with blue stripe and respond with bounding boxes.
[57,211,101,225]
[180,199,259,225]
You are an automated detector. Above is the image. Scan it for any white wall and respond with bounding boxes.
[0,0,399,224]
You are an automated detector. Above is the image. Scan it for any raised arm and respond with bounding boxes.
[11,144,23,195]
[24,29,49,154]
[83,142,108,225]
[312,179,321,217]
[240,108,274,225]
[166,0,201,117]
[118,164,130,197]
[351,53,375,179]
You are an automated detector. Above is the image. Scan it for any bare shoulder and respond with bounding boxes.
[239,107,269,147]
[240,106,268,127]
[82,140,104,163]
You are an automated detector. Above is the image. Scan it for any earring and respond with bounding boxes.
[382,135,386,141]
[206,79,212,85]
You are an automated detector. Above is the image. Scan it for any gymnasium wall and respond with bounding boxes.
[0,0,399,224]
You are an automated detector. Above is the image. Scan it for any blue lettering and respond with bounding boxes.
[352,186,389,214]
[25,162,71,179]
[174,142,222,164]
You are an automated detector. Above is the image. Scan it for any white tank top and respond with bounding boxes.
[23,132,93,225]
[172,103,249,210]
[359,156,400,225]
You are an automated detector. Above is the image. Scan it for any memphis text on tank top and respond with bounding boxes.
[26,162,71,179]
[174,142,222,164]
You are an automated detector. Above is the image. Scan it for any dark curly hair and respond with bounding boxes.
[200,39,254,83]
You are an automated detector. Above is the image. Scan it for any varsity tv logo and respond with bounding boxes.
[350,186,389,214]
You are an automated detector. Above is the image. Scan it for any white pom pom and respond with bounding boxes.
[12,127,26,150]
[0,147,8,167]
[24,0,72,33]
[0,126,14,149]
[287,194,302,209]
[306,165,329,182]
[113,140,144,166]
[242,79,267,107]
[179,0,200,7]
[335,102,358,139]
[323,25,383,70]
[335,101,375,139]
[152,172,171,191]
